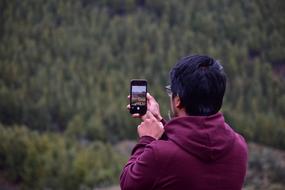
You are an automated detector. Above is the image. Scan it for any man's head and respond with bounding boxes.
[169,55,226,117]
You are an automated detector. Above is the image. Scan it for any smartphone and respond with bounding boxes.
[130,79,147,115]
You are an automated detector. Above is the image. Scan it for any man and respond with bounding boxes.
[120,55,248,190]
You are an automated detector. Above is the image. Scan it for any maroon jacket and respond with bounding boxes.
[120,113,248,190]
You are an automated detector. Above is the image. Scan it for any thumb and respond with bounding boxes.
[147,93,155,101]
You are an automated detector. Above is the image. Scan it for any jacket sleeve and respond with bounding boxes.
[120,136,158,190]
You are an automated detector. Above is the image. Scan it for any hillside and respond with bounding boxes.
[0,0,285,188]
[1,142,285,190]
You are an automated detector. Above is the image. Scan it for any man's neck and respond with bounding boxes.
[177,109,188,117]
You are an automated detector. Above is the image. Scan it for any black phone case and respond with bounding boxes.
[130,79,147,115]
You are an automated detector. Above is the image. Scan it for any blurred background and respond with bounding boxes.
[0,0,284,189]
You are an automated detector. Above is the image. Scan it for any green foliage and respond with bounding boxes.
[0,124,126,189]
[0,0,285,187]
[1,0,284,145]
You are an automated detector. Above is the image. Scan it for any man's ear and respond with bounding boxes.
[173,96,183,109]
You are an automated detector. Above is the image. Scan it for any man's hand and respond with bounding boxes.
[137,111,164,140]
[127,93,163,121]
[146,93,163,121]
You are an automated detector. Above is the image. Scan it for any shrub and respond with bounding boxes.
[0,124,126,189]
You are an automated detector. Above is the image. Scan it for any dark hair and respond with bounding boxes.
[170,55,226,116]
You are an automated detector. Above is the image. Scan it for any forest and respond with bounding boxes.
[0,0,284,189]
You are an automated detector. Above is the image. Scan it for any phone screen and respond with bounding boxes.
[130,80,147,115]
[131,85,147,106]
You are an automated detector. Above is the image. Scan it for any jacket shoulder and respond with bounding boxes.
[147,139,180,162]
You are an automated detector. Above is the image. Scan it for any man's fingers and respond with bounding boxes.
[148,111,157,120]
[141,111,150,120]
[142,111,156,121]
[132,113,141,118]
[127,96,130,110]
[127,104,141,118]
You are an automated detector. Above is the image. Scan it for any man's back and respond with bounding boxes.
[120,113,248,190]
